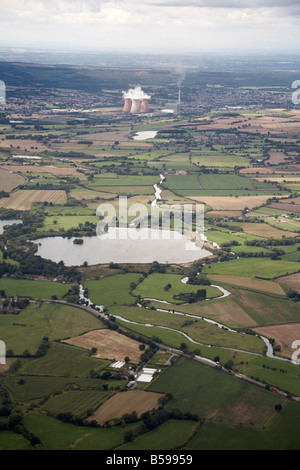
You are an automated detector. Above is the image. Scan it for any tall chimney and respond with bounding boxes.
[130,99,141,113]
[140,99,149,113]
[176,88,181,114]
[123,98,132,112]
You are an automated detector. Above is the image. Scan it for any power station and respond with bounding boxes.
[122,87,150,114]
[122,85,182,115]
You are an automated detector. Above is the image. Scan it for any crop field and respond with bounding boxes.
[266,152,291,165]
[0,189,67,210]
[87,390,162,425]
[64,328,144,362]
[70,187,118,200]
[0,168,25,191]
[187,195,284,210]
[0,138,48,151]
[241,222,298,239]
[205,210,243,218]
[277,273,300,292]
[207,275,286,295]
[227,288,300,326]
[1,164,83,176]
[42,390,110,418]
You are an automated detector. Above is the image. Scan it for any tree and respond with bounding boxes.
[124,356,130,364]
[124,429,135,442]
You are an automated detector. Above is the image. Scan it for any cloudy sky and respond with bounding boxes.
[0,0,299,53]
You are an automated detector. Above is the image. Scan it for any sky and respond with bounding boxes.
[0,0,299,54]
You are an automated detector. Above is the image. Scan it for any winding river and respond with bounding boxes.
[78,276,294,364]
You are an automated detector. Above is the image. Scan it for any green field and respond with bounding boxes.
[0,278,70,299]
[184,402,300,450]
[40,215,98,231]
[132,272,221,303]
[0,301,105,355]
[110,304,265,355]
[117,419,197,450]
[42,389,110,418]
[149,357,284,427]
[18,342,110,377]
[84,273,143,306]
[203,258,300,279]
[0,431,32,450]
[22,412,136,450]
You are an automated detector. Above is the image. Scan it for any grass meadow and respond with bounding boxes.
[0,301,105,354]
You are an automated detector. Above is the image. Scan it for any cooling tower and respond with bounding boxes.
[130,99,141,113]
[140,99,149,113]
[123,98,132,112]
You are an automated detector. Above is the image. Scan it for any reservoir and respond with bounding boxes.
[133,131,157,140]
[33,227,211,266]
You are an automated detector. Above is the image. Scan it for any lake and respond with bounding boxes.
[0,219,22,235]
[133,131,157,140]
[33,227,211,266]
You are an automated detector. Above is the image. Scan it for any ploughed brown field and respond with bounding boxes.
[0,168,25,191]
[277,273,300,293]
[269,202,300,213]
[0,189,67,210]
[187,195,284,210]
[87,390,162,425]
[239,167,300,174]
[253,177,300,183]
[205,210,243,218]
[241,222,298,239]
[208,274,286,296]
[265,152,295,165]
[1,164,84,176]
[0,139,48,151]
[64,329,143,363]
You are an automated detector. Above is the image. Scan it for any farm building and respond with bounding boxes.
[136,367,159,383]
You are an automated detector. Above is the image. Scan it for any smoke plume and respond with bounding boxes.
[122,86,151,100]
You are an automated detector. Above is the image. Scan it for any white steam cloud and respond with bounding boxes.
[122,86,151,100]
